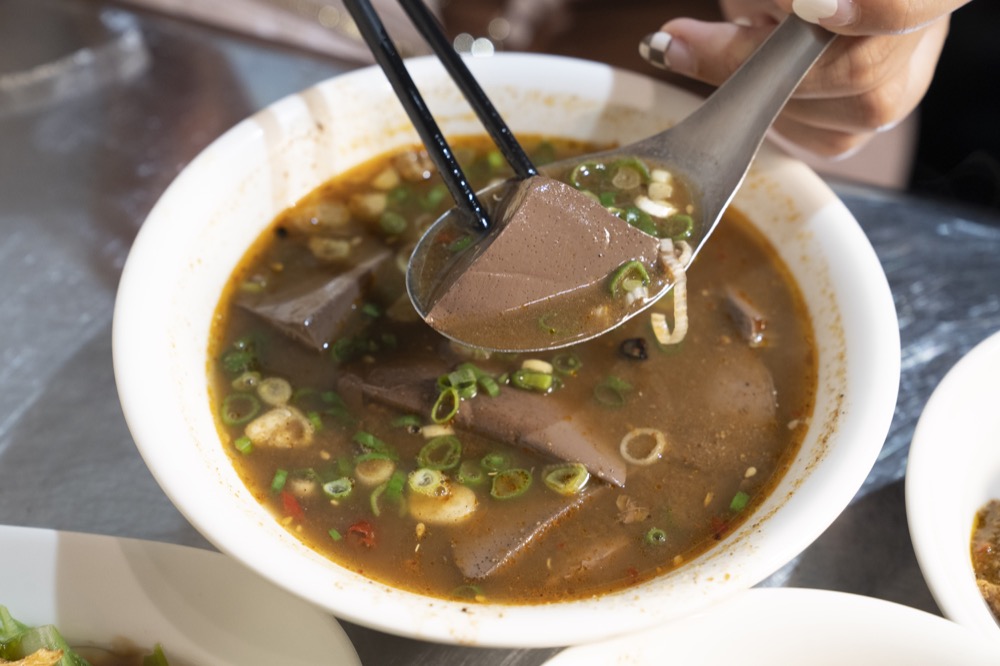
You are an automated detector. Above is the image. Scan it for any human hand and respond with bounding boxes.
[639,0,971,157]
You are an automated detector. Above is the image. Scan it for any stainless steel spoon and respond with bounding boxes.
[407,15,835,352]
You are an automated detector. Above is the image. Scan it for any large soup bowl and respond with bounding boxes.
[113,53,900,647]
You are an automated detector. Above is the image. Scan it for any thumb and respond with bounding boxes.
[778,0,972,34]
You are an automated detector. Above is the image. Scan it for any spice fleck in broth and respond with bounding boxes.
[208,136,817,603]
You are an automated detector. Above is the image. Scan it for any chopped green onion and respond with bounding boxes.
[387,185,411,205]
[292,388,330,412]
[317,392,354,426]
[730,490,751,512]
[322,476,354,499]
[233,435,253,454]
[644,527,668,546]
[477,374,500,397]
[391,414,423,430]
[448,235,473,253]
[352,431,394,457]
[306,411,324,431]
[408,468,447,496]
[537,312,562,335]
[322,390,347,407]
[231,371,261,391]
[551,352,583,376]
[490,468,532,500]
[663,213,694,240]
[543,463,590,496]
[221,350,256,374]
[445,362,501,398]
[328,528,343,541]
[569,161,606,189]
[384,470,406,501]
[431,386,460,423]
[609,260,651,297]
[370,483,386,516]
[594,375,633,407]
[451,584,484,601]
[370,477,406,517]
[511,368,554,392]
[598,191,617,207]
[220,393,260,425]
[423,183,448,210]
[457,460,485,485]
[624,206,657,236]
[417,435,462,470]
[486,149,505,170]
[325,405,356,427]
[330,336,364,363]
[270,468,288,493]
[531,141,556,164]
[361,302,382,317]
[378,211,407,235]
[481,451,512,472]
[439,365,479,399]
[336,456,354,476]
[611,157,651,184]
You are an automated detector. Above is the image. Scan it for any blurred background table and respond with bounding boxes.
[1,1,999,663]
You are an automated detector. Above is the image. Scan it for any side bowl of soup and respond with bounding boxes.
[113,53,900,647]
[907,328,1000,641]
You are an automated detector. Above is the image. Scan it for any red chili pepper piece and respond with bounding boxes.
[710,515,729,540]
[348,520,376,547]
[280,490,305,520]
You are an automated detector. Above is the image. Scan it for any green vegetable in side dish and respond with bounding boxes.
[0,604,170,665]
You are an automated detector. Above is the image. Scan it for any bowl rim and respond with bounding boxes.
[113,52,901,647]
[906,327,1000,639]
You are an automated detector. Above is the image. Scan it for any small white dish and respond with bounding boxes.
[907,328,1000,640]
[0,525,359,665]
[543,588,999,665]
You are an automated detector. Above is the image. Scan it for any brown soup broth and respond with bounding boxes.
[208,136,817,603]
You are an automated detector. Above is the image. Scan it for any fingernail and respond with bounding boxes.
[639,32,672,69]
[791,0,855,26]
[639,32,693,73]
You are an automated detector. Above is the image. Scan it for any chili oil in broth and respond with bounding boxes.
[208,136,817,604]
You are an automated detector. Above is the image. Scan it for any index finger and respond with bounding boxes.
[780,0,972,34]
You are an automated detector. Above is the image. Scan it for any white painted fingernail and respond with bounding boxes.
[639,32,672,70]
[791,0,854,26]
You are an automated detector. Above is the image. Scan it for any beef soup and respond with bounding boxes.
[208,136,816,603]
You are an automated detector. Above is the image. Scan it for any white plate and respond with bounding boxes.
[544,588,999,665]
[907,328,1000,640]
[0,525,360,665]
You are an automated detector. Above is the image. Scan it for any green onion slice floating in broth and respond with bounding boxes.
[491,468,532,500]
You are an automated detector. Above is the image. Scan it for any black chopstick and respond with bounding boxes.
[395,0,538,180]
[341,0,491,231]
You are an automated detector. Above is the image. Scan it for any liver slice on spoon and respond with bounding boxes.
[425,176,662,331]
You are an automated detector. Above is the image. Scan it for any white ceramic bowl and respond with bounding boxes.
[544,589,1000,665]
[907,328,1000,641]
[113,53,900,647]
[0,525,359,665]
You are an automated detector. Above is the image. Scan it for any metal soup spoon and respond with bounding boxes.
[406,15,835,353]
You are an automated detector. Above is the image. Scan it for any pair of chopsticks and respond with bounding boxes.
[341,0,538,232]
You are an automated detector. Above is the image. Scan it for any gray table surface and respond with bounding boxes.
[2,1,1000,664]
